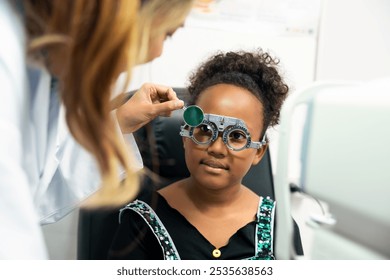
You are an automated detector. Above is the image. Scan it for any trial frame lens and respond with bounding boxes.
[192,124,249,150]
[180,113,266,151]
[183,105,204,127]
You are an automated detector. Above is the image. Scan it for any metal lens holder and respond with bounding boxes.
[180,113,266,151]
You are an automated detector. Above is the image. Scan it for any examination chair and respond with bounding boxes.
[77,88,275,259]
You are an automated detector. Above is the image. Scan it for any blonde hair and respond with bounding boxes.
[24,0,194,208]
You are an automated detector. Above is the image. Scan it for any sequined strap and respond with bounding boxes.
[245,196,275,260]
[120,200,181,260]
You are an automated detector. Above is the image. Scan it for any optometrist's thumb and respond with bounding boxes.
[153,99,185,116]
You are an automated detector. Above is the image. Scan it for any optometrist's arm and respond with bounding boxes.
[0,0,48,259]
[116,83,185,134]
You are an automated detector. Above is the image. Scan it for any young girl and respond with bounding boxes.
[109,50,303,260]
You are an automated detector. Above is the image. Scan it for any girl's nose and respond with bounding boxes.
[206,134,227,157]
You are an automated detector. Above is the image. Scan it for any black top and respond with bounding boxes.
[108,191,303,260]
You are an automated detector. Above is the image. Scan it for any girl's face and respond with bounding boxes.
[183,84,266,191]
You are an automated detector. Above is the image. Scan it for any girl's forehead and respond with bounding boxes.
[197,84,263,111]
[196,84,264,136]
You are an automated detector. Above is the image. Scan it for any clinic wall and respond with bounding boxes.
[315,0,390,81]
[128,27,317,92]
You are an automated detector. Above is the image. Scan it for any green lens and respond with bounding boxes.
[183,105,204,127]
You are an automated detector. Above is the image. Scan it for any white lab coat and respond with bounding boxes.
[0,1,142,259]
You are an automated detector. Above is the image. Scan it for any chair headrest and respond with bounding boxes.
[133,88,191,185]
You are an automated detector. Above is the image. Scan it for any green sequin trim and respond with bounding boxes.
[120,200,180,260]
[245,196,275,260]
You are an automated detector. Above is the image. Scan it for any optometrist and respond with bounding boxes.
[0,0,193,259]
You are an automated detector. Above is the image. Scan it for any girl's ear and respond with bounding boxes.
[252,143,268,166]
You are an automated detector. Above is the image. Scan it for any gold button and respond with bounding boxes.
[212,249,221,258]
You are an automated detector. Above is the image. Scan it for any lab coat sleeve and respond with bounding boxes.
[0,1,48,259]
[37,127,102,224]
[37,107,143,224]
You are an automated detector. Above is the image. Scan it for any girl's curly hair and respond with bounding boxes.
[187,49,289,137]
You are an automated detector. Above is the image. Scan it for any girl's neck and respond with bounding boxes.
[184,177,244,209]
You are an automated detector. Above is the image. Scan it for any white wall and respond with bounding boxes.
[316,0,390,81]
[129,29,317,91]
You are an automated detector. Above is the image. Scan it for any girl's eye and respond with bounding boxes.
[200,124,212,133]
[229,131,246,141]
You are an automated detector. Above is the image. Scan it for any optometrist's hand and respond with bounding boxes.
[116,83,184,133]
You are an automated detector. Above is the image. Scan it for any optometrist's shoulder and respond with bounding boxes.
[0,0,194,259]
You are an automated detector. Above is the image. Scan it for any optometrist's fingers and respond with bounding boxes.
[143,84,183,105]
[151,99,185,117]
[141,83,185,115]
[116,83,185,133]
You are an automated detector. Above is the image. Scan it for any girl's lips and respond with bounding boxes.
[200,159,229,170]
